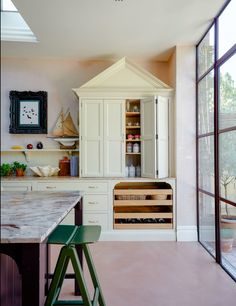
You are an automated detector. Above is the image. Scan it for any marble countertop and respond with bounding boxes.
[1,191,83,243]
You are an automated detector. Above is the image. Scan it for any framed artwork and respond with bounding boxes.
[9,91,48,134]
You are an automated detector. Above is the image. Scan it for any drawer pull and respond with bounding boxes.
[88,186,97,189]
[88,201,98,205]
[46,186,56,189]
[88,220,99,224]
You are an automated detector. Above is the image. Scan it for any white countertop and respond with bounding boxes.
[1,191,83,243]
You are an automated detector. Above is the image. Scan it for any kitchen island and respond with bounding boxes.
[0,191,83,306]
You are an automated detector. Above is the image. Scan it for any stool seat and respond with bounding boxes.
[45,225,106,306]
[47,225,101,245]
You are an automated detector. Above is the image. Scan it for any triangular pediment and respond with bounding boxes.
[74,58,172,95]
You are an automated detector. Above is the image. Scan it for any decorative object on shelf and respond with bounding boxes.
[12,161,27,176]
[132,105,139,112]
[11,145,24,150]
[58,156,70,176]
[27,143,33,149]
[9,91,47,134]
[136,165,141,177]
[70,156,79,176]
[126,142,132,153]
[133,143,140,153]
[127,134,134,140]
[0,163,13,176]
[128,164,135,177]
[135,122,140,126]
[134,134,140,139]
[48,108,79,148]
[36,142,43,149]
[30,165,60,177]
[127,122,132,126]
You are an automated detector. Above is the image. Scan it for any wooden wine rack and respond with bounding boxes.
[113,183,173,229]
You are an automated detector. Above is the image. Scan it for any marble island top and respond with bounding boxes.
[1,191,83,243]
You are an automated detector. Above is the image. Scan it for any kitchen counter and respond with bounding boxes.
[1,191,83,243]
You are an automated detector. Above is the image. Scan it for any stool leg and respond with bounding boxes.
[69,246,92,306]
[45,246,70,306]
[83,244,106,306]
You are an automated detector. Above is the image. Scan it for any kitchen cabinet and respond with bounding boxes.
[74,57,173,179]
[80,99,125,177]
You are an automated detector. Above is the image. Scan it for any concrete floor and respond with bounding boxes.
[57,241,236,306]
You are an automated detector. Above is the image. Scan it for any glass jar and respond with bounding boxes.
[133,143,140,153]
[126,142,133,153]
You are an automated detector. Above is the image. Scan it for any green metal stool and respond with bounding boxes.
[45,225,106,306]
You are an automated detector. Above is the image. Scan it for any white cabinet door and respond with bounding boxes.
[156,96,169,178]
[141,96,169,178]
[141,97,156,178]
[81,100,104,177]
[103,100,125,177]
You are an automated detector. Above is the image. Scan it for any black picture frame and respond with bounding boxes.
[9,91,48,134]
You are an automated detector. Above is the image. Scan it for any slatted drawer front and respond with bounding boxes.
[84,195,108,211]
[83,213,108,230]
[36,182,82,191]
[79,182,108,193]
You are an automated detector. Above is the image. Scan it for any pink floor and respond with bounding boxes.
[57,241,236,306]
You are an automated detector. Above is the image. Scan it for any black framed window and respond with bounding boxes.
[196,0,236,281]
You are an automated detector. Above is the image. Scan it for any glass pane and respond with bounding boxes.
[1,0,17,11]
[197,26,215,77]
[218,0,236,58]
[198,71,214,134]
[198,136,214,194]
[199,192,216,257]
[219,130,236,202]
[220,201,236,279]
[219,54,236,130]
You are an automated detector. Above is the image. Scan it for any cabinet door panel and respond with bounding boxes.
[104,100,125,177]
[81,100,103,177]
[141,97,156,178]
[156,96,169,178]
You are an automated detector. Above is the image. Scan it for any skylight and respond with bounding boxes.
[1,0,37,42]
[1,0,17,11]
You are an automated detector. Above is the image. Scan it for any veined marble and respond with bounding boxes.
[1,191,83,243]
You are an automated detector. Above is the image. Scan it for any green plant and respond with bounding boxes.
[12,161,27,172]
[0,163,13,176]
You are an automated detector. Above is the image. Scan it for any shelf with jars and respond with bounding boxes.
[125,100,141,177]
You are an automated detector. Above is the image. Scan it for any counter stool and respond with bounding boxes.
[45,224,106,306]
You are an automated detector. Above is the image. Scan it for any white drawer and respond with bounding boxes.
[36,182,82,191]
[83,195,108,212]
[83,213,108,230]
[79,182,108,194]
[1,182,32,191]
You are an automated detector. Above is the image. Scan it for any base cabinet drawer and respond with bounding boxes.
[84,195,108,211]
[1,182,32,191]
[83,213,108,230]
[36,182,82,191]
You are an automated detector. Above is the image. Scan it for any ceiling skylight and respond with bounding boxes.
[1,0,37,42]
[1,0,17,11]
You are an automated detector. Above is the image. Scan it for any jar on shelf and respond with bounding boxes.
[59,156,70,176]
[129,164,135,177]
[136,165,141,177]
[126,142,133,153]
[133,143,140,153]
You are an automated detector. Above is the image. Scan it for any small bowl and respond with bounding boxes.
[30,166,60,177]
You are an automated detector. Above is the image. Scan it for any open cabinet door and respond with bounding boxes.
[141,97,156,178]
[156,96,169,178]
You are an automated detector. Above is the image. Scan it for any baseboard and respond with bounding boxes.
[176,226,198,241]
[100,230,176,241]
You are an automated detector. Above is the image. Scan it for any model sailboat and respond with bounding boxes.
[48,108,79,147]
